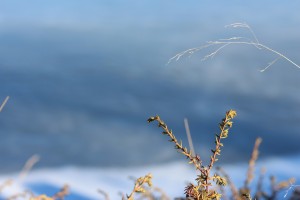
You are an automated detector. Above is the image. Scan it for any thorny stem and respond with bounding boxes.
[208,125,223,171]
[205,110,236,192]
[148,116,205,174]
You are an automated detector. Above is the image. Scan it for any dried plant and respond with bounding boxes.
[0,155,41,200]
[28,185,69,200]
[247,143,295,200]
[262,176,296,200]
[126,173,153,200]
[168,23,299,72]
[52,184,69,200]
[238,138,263,198]
[216,167,239,200]
[244,138,262,189]
[148,110,237,200]
[253,168,266,200]
[216,137,296,200]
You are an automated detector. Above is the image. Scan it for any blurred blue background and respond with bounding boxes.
[0,0,300,172]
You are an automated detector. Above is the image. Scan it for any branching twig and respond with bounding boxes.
[168,23,300,72]
[149,110,236,199]
[127,173,152,200]
[148,116,203,173]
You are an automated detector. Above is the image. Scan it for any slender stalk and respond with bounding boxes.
[184,118,195,157]
[0,96,9,112]
[168,23,300,72]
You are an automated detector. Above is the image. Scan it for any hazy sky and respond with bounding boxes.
[0,1,300,171]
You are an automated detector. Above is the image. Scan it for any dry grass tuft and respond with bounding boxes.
[168,23,300,72]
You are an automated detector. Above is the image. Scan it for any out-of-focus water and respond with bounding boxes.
[0,1,300,172]
[1,154,300,199]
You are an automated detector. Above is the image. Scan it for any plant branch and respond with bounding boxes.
[168,23,300,72]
